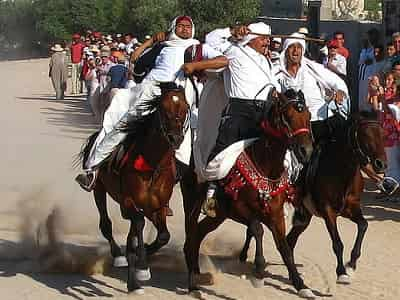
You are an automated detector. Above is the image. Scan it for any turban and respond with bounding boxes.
[282,32,306,53]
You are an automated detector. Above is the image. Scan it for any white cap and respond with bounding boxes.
[298,27,309,35]
[240,22,271,45]
[272,37,282,44]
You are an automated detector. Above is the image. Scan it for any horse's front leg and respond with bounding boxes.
[93,182,126,267]
[239,227,253,263]
[248,220,267,276]
[133,212,151,281]
[126,217,143,294]
[146,208,170,256]
[323,208,351,284]
[346,203,368,274]
[184,215,225,293]
[265,211,316,299]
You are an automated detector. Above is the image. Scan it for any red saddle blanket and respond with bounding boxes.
[223,151,293,213]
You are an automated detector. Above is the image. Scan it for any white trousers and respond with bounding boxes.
[385,146,400,183]
[85,80,161,170]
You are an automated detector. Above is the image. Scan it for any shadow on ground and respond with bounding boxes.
[17,94,99,137]
[362,179,400,222]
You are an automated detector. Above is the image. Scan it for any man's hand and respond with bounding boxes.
[334,90,345,104]
[181,62,196,75]
[231,25,249,39]
[152,32,167,43]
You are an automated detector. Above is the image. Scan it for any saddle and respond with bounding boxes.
[107,142,134,174]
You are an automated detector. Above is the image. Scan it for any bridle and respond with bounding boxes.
[348,118,381,166]
[262,90,311,142]
[157,93,190,149]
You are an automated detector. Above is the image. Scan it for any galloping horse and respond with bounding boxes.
[182,90,317,299]
[283,112,387,285]
[80,82,189,293]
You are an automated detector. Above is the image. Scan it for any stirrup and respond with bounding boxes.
[377,177,399,196]
[202,195,217,218]
[75,171,97,192]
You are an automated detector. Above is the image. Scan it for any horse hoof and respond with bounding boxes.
[136,268,151,281]
[193,272,214,286]
[337,274,351,285]
[298,288,316,299]
[250,276,264,288]
[129,288,145,295]
[113,256,128,268]
[189,290,205,299]
[345,266,355,277]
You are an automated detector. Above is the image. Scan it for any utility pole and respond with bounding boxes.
[307,0,322,60]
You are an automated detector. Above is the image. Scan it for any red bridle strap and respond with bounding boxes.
[291,128,310,137]
[261,121,287,140]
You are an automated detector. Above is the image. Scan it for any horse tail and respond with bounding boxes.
[72,131,100,169]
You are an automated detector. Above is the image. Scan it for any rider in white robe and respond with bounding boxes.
[197,22,282,217]
[75,16,227,191]
[274,33,350,139]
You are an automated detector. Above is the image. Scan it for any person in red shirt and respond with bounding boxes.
[333,31,350,60]
[70,33,85,94]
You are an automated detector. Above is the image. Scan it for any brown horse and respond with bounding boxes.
[285,112,386,284]
[240,112,387,286]
[182,90,317,299]
[80,82,189,294]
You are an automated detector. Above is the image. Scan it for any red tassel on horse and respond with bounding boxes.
[133,155,154,172]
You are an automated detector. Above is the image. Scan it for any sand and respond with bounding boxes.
[0,58,399,300]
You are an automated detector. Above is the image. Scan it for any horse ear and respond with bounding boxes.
[268,87,279,102]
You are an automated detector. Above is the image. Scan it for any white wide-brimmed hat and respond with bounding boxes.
[51,44,64,52]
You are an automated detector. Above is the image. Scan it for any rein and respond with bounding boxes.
[156,99,189,149]
[261,96,310,142]
[349,119,381,166]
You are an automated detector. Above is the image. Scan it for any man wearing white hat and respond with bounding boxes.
[275,32,349,143]
[49,44,68,100]
[75,16,228,192]
[200,22,281,216]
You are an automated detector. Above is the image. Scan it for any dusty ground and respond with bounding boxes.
[0,59,399,300]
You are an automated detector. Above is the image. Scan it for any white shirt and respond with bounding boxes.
[275,59,349,121]
[146,44,222,82]
[206,27,280,100]
[323,53,347,76]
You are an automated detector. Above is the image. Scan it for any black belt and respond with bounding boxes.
[230,98,266,110]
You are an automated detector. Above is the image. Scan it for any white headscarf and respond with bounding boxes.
[279,32,307,68]
[163,16,199,48]
[239,22,271,46]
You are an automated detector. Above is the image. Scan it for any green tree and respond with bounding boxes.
[181,0,261,39]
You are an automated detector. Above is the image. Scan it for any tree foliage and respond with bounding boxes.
[0,0,261,56]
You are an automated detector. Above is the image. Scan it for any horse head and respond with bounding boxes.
[157,82,190,149]
[264,88,313,164]
[350,111,387,174]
